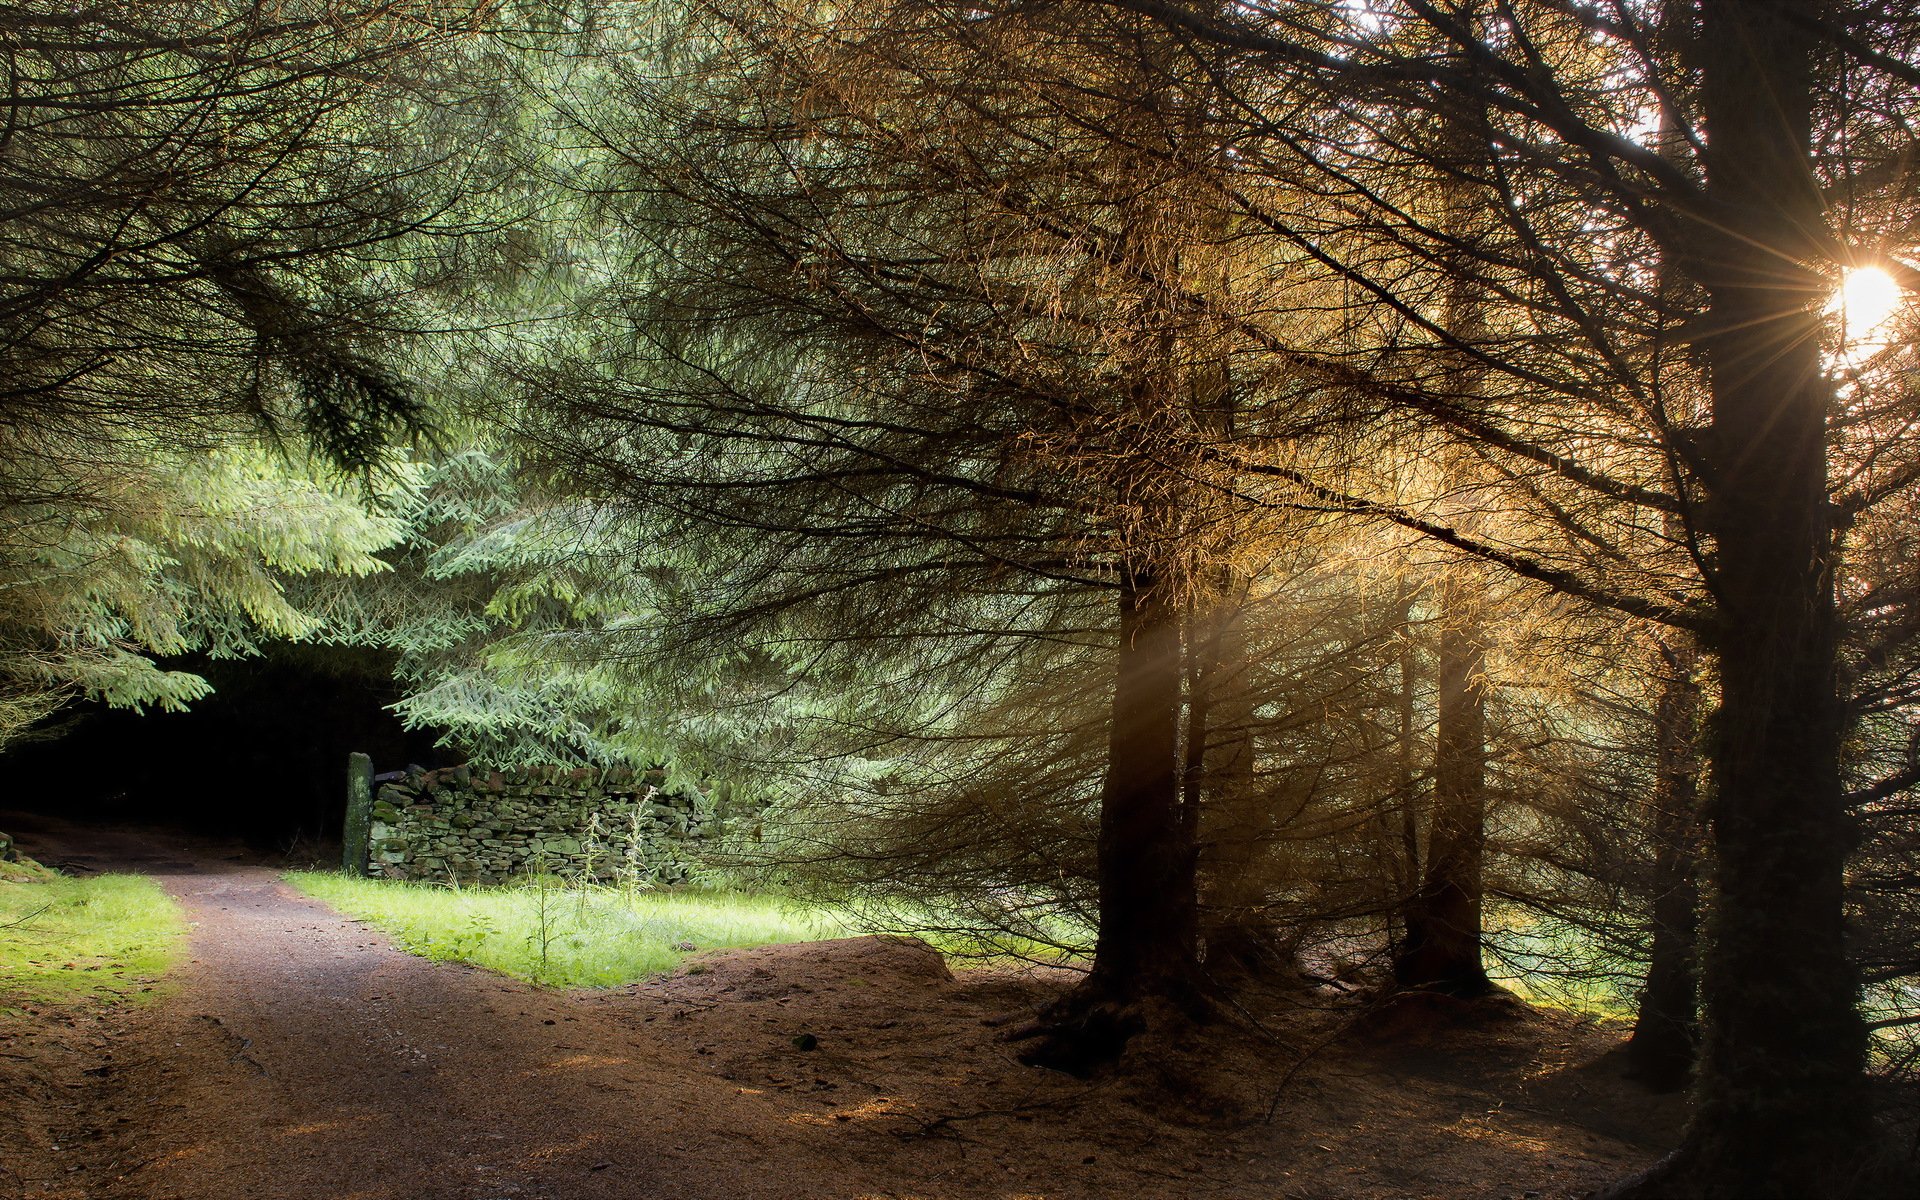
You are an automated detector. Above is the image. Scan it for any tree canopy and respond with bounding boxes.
[6,3,1920,1196]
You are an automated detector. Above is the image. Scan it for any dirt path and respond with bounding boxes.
[3,823,1683,1200]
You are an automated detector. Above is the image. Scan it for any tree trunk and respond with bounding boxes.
[1372,584,1422,953]
[1604,2,1879,1193]
[1625,638,1703,1092]
[1092,568,1195,992]
[1192,580,1275,974]
[1394,579,1492,995]
[1393,83,1494,996]
[1018,566,1199,1075]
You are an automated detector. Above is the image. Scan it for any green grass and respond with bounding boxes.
[843,900,1092,969]
[1483,908,1640,1020]
[287,870,852,987]
[0,860,184,1012]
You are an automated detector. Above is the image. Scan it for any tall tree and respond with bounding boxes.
[1077,0,1918,1191]
[515,0,1377,1068]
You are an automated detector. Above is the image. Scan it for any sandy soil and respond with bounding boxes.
[0,819,1681,1199]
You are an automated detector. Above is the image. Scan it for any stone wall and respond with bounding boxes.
[350,762,714,885]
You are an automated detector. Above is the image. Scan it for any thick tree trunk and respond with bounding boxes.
[1018,567,1199,1075]
[1394,583,1492,995]
[1625,639,1703,1092]
[1091,569,1195,990]
[1604,2,1879,1193]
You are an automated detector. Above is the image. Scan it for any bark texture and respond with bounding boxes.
[1394,588,1492,996]
[1626,640,1703,1092]
[1605,2,1880,1194]
[1019,570,1199,1075]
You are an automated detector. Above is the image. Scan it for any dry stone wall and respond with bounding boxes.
[356,763,713,885]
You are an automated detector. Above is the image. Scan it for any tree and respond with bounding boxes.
[1077,0,1919,1192]
[507,0,1396,1068]
[0,444,416,748]
[0,1,508,742]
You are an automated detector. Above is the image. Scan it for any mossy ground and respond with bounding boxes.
[0,860,184,1011]
[287,870,851,986]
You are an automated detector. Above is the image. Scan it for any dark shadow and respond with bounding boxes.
[4,643,444,853]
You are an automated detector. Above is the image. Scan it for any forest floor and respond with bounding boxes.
[0,816,1682,1200]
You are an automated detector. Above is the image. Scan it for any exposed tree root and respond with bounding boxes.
[1009,999,1149,1078]
[1008,978,1212,1078]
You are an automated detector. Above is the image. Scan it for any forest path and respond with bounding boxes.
[3,820,1094,1200]
[29,854,837,1200]
[4,819,1683,1200]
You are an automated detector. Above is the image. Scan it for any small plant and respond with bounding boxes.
[443,913,496,959]
[577,813,605,926]
[523,852,559,982]
[615,803,653,902]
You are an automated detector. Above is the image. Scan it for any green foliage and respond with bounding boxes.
[0,2,500,473]
[297,446,679,768]
[0,1,518,749]
[0,868,185,1011]
[287,869,847,987]
[0,444,419,748]
[1482,908,1639,1021]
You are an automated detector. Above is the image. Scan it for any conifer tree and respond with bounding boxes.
[1082,0,1920,1191]
[0,2,516,741]
[515,0,1378,1066]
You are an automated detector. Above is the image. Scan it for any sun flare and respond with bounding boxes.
[1831,265,1906,350]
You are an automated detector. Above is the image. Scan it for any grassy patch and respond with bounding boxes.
[287,871,851,987]
[858,910,1090,970]
[0,864,184,1011]
[1484,909,1638,1021]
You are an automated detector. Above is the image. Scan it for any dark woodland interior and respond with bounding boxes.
[7,647,442,849]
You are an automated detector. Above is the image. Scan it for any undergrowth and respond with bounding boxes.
[0,860,184,1012]
[288,870,850,986]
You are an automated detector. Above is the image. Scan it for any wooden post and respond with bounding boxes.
[343,752,374,875]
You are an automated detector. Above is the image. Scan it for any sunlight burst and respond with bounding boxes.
[1831,265,1906,351]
